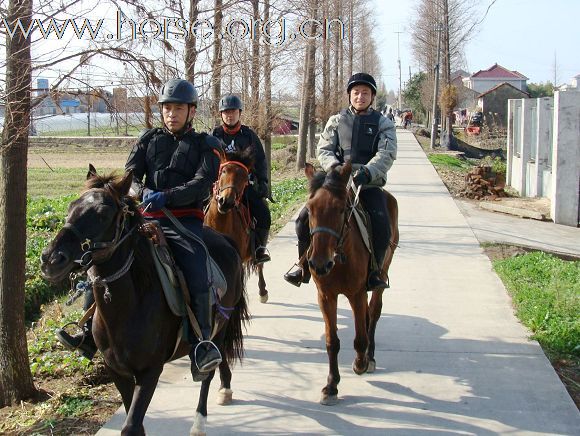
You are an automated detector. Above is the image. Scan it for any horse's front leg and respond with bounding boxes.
[317,291,340,406]
[106,365,135,414]
[121,367,163,436]
[257,264,268,303]
[349,292,370,375]
[367,289,384,373]
[191,368,216,436]
[216,358,233,405]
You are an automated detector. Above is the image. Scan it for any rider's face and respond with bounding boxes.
[350,85,373,112]
[221,109,241,127]
[162,103,195,133]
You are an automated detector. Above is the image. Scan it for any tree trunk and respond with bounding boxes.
[0,0,36,407]
[296,43,311,171]
[322,0,330,123]
[263,0,272,189]
[185,0,200,83]
[348,1,354,79]
[250,0,261,128]
[211,0,223,123]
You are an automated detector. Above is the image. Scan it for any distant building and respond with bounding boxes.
[463,63,528,94]
[558,74,580,91]
[477,82,530,126]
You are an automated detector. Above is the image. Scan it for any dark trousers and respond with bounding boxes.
[244,187,271,230]
[295,187,391,261]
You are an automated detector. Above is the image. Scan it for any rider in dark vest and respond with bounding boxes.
[212,94,272,264]
[56,79,223,378]
[284,73,397,290]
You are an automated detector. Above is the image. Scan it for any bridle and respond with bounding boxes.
[64,189,138,270]
[214,160,250,206]
[309,181,360,263]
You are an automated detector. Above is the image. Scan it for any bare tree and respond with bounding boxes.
[0,0,36,407]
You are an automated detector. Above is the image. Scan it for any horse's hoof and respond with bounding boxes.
[217,387,233,405]
[352,358,369,375]
[190,411,206,436]
[259,293,268,304]
[367,359,376,373]
[320,393,338,406]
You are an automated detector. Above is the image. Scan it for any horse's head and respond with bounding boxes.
[40,164,135,282]
[305,161,352,277]
[215,148,253,213]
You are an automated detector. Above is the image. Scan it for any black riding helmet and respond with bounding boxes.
[347,73,377,95]
[219,94,243,112]
[158,78,198,106]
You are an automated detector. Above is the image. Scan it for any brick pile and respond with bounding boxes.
[461,165,507,200]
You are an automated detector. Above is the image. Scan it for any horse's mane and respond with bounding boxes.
[225,149,255,172]
[85,172,152,293]
[309,169,347,202]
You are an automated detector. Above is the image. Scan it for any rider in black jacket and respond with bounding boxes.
[212,94,271,264]
[56,79,223,379]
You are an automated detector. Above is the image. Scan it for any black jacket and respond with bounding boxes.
[212,125,269,185]
[125,128,221,210]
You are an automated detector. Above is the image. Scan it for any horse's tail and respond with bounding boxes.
[222,271,250,365]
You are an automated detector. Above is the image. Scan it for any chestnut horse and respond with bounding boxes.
[205,149,269,303]
[304,162,399,405]
[40,166,249,436]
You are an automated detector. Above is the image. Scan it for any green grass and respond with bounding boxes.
[28,168,120,198]
[428,154,473,172]
[493,252,580,358]
[269,177,308,233]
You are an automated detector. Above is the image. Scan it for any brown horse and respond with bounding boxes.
[304,162,399,405]
[205,148,269,303]
[40,166,249,436]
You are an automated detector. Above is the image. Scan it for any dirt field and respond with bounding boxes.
[28,146,131,170]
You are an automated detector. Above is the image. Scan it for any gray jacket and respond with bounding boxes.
[317,106,397,187]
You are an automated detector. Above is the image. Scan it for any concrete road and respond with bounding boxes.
[97,130,579,435]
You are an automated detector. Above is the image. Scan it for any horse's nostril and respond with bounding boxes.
[217,196,225,206]
[326,260,335,271]
[50,251,69,266]
[308,259,315,269]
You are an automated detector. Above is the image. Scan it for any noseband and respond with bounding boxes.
[215,160,250,205]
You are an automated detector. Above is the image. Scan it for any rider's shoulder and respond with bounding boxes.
[138,127,162,145]
[203,133,222,150]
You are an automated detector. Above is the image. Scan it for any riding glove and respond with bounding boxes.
[353,166,371,187]
[143,191,167,211]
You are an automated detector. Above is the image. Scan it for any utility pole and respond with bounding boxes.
[395,30,403,110]
[430,21,443,149]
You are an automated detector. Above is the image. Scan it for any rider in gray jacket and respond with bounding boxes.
[284,72,397,290]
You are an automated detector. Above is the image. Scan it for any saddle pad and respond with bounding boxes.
[208,256,227,302]
[150,241,185,317]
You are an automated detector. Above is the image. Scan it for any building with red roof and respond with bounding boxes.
[463,63,528,94]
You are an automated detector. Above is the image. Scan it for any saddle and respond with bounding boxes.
[349,195,378,272]
[140,221,228,361]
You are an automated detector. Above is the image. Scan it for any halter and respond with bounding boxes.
[215,160,250,205]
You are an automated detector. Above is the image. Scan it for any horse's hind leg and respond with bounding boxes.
[257,264,268,303]
[317,292,340,406]
[216,359,233,405]
[349,292,370,375]
[367,289,384,373]
[191,369,216,436]
[121,367,162,436]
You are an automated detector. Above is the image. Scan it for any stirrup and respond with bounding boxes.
[193,340,223,372]
[253,246,271,265]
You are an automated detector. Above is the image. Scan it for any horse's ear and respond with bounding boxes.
[87,164,98,180]
[340,161,352,180]
[118,170,133,196]
[304,162,315,180]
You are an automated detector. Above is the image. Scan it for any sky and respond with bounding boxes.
[372,0,580,92]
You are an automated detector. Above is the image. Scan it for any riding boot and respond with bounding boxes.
[188,292,222,379]
[55,289,98,360]
[254,227,271,264]
[283,240,311,287]
[368,247,389,290]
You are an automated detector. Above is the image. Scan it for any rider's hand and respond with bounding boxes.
[143,191,167,211]
[352,166,371,187]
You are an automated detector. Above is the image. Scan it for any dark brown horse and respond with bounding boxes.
[205,149,269,303]
[304,162,399,405]
[40,166,249,436]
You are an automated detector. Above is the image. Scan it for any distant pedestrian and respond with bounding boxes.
[386,108,395,122]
